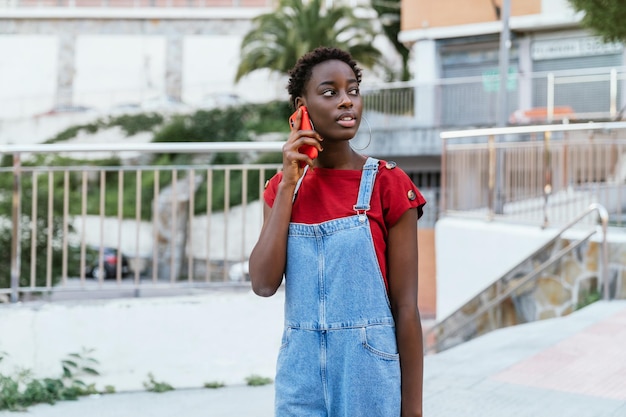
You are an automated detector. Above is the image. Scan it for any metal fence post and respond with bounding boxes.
[547,73,554,123]
[542,131,552,228]
[488,134,496,220]
[440,137,447,215]
[610,68,617,120]
[10,152,22,303]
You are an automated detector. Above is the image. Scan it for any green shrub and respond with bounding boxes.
[143,373,174,393]
[109,113,164,136]
[240,100,292,134]
[203,381,225,389]
[0,349,105,411]
[45,113,164,144]
[245,374,273,387]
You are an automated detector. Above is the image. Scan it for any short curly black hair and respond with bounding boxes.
[287,47,362,110]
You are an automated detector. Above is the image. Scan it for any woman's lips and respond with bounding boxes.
[337,116,356,128]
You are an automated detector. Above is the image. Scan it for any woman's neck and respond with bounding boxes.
[314,146,366,170]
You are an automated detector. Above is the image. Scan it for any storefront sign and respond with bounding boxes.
[532,36,623,60]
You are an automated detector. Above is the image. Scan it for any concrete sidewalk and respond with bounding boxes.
[0,385,275,417]
[3,300,625,417]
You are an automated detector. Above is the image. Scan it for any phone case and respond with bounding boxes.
[289,106,318,166]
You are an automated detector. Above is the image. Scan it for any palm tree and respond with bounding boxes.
[235,0,382,82]
[371,0,410,81]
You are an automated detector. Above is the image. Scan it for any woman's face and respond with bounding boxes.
[300,59,362,142]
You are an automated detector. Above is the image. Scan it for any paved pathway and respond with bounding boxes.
[424,300,626,416]
[2,300,624,417]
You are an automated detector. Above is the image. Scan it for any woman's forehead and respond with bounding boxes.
[308,60,357,84]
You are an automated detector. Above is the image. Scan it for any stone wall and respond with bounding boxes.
[429,231,626,352]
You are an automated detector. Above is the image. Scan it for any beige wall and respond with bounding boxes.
[402,0,542,31]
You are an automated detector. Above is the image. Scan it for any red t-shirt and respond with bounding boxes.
[263,160,426,289]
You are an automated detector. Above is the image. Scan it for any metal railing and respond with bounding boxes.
[0,0,274,7]
[440,121,626,227]
[1,141,283,303]
[0,0,370,8]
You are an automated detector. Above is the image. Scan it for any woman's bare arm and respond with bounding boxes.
[387,207,423,417]
[248,108,322,297]
[248,183,295,296]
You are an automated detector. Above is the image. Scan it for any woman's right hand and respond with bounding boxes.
[282,108,323,185]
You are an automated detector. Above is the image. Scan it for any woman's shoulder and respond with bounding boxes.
[375,159,413,182]
[374,159,427,219]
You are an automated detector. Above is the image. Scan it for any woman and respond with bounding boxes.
[249,46,425,417]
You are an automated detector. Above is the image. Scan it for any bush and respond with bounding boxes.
[45,113,164,144]
[245,374,273,386]
[0,349,104,411]
[143,373,174,393]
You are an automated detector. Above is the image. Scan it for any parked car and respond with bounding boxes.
[87,247,131,280]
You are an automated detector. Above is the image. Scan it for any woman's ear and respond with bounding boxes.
[295,97,305,109]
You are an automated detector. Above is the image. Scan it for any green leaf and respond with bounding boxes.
[72,379,87,387]
[81,367,100,376]
[62,360,78,368]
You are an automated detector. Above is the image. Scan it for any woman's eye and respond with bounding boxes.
[322,90,335,97]
[349,88,360,96]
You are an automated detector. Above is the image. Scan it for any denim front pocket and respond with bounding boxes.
[279,327,292,351]
[360,325,399,360]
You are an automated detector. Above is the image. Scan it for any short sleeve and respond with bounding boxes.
[263,172,282,208]
[378,161,427,228]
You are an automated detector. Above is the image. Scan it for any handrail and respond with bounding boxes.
[427,229,596,353]
[572,204,610,300]
[426,203,610,353]
[0,141,285,155]
[441,121,626,139]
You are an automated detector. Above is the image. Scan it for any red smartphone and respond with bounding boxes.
[289,106,318,166]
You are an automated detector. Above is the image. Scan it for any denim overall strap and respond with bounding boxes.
[353,157,379,221]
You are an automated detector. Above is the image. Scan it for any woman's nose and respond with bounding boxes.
[338,91,353,108]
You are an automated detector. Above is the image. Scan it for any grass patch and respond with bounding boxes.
[143,373,174,393]
[203,381,226,389]
[576,288,601,310]
[245,374,273,387]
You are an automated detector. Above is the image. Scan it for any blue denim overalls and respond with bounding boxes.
[275,157,401,416]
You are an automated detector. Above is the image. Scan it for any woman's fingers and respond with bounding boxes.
[289,108,302,132]
[281,135,320,177]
